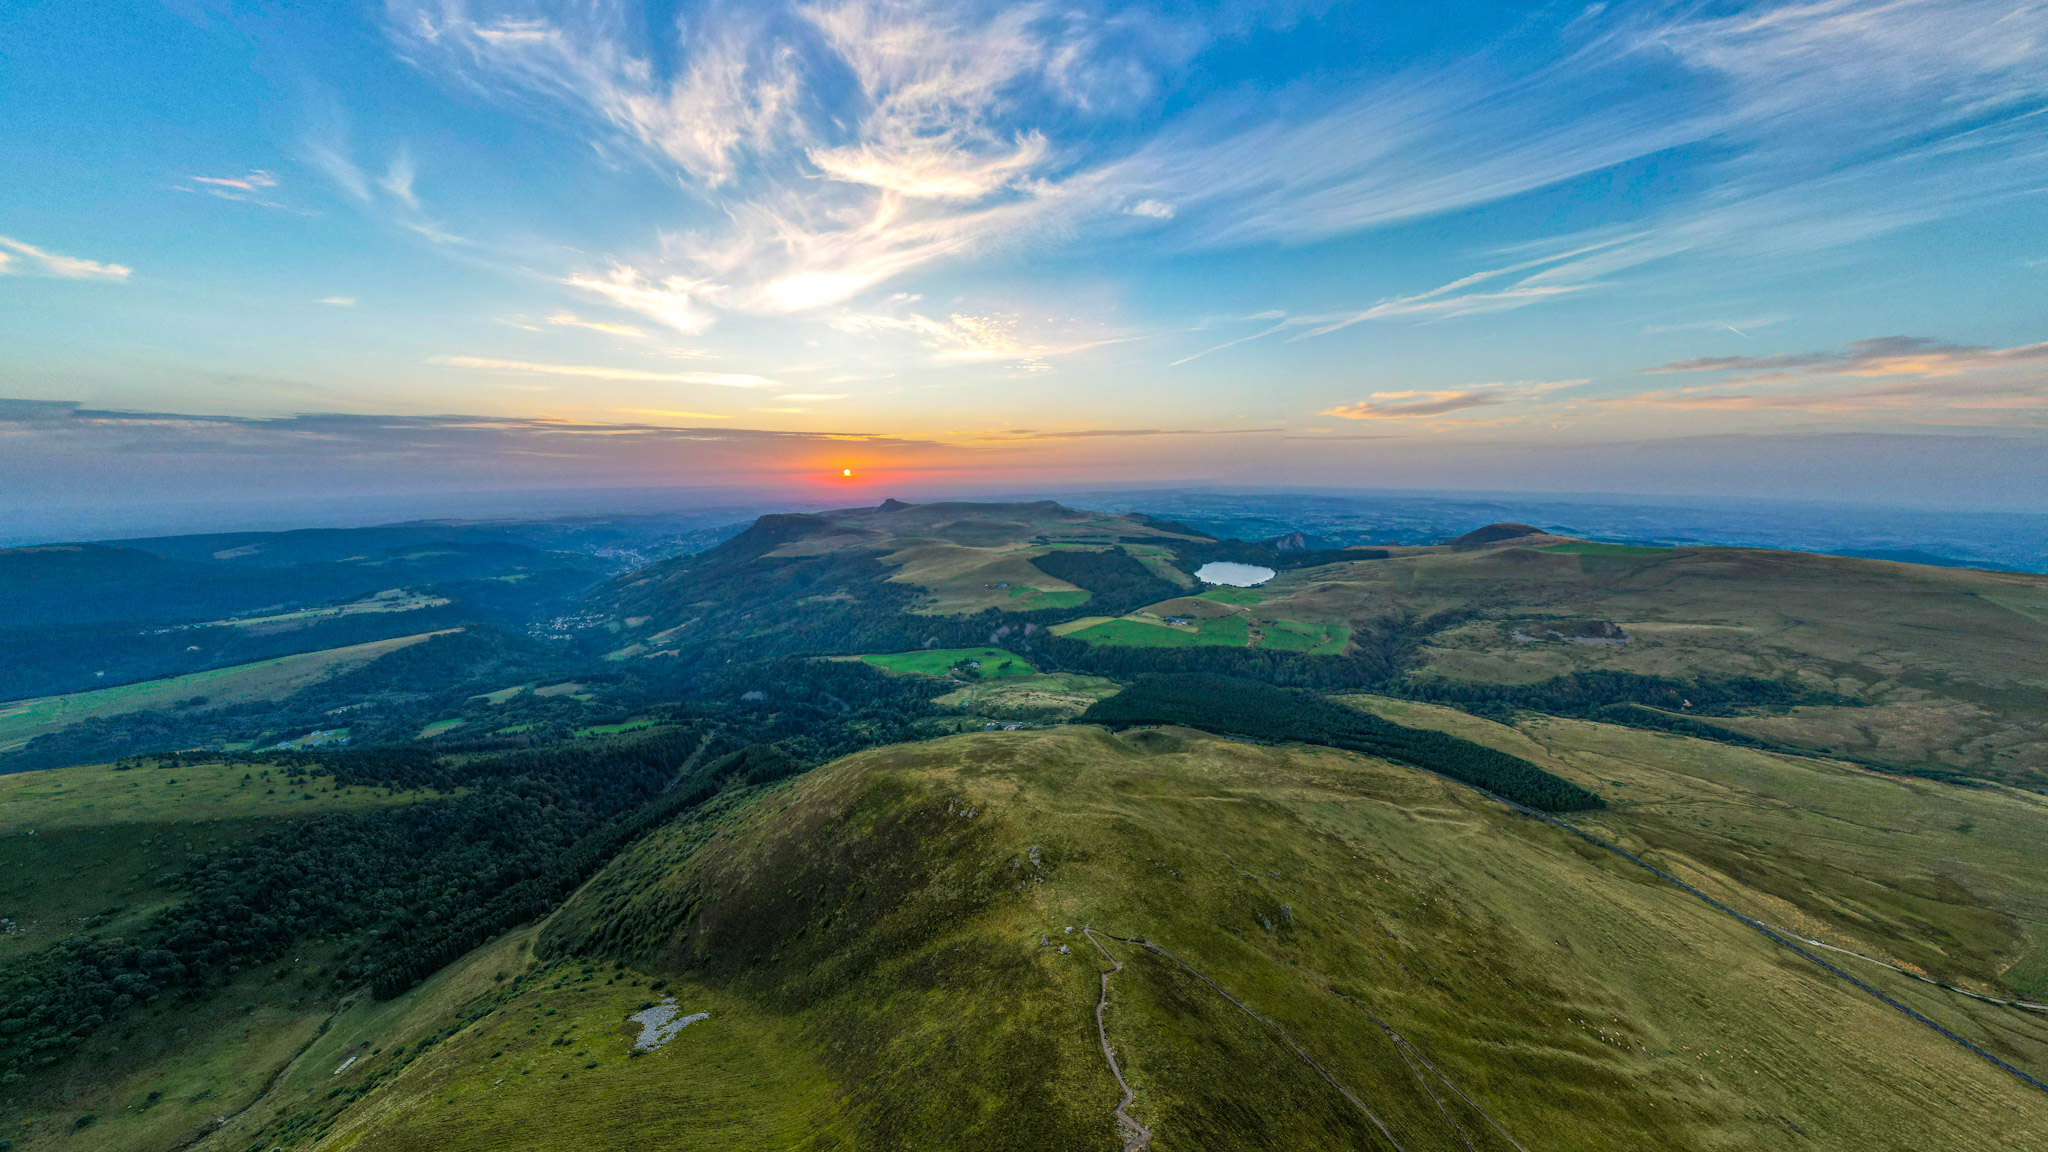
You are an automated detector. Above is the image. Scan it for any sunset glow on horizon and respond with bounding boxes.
[2,0,2044,516]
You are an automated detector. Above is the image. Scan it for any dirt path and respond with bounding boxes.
[1081,928,1153,1152]
[1489,798,2048,1096]
[1088,927,1409,1151]
[1757,924,2048,1016]
[660,726,721,793]
[171,1004,339,1152]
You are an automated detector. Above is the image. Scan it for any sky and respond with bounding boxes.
[3,0,2046,518]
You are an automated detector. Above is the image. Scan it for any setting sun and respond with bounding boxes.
[842,468,852,476]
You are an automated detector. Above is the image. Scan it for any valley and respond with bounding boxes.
[3,498,2046,1151]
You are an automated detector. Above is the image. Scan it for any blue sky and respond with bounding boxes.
[2,0,2045,511]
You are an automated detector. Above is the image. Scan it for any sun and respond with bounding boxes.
[841,468,853,477]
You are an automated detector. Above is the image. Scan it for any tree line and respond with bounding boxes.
[0,659,950,1085]
[1080,673,1605,812]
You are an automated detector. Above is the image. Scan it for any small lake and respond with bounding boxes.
[1195,561,1276,587]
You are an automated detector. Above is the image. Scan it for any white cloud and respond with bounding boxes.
[384,0,1152,320]
[430,355,772,387]
[561,267,712,334]
[548,312,648,337]
[380,151,421,208]
[1324,380,1584,420]
[776,393,851,401]
[379,0,2048,348]
[0,236,131,281]
[191,171,278,191]
[306,123,463,242]
[832,298,1133,366]
[317,296,357,306]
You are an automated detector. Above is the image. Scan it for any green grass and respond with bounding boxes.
[0,951,341,1152]
[0,630,455,751]
[1342,695,2048,995]
[1257,620,1352,654]
[0,759,430,963]
[1535,541,1677,556]
[0,758,427,834]
[419,719,466,739]
[932,673,1123,719]
[95,721,2048,1152]
[1193,616,1249,646]
[861,647,1039,677]
[1307,625,1351,655]
[1257,621,1314,651]
[269,726,351,749]
[1066,618,1193,647]
[575,720,664,737]
[1198,587,1265,606]
[516,727,2048,1151]
[1006,587,1091,610]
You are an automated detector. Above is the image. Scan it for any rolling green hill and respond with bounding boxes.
[7,501,2048,1152]
[91,720,2048,1152]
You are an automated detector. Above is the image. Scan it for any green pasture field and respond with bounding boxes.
[0,630,456,752]
[1258,620,1352,654]
[861,648,1039,677]
[1192,615,1249,646]
[1067,616,1250,648]
[1065,618,1193,647]
[1198,587,1265,605]
[418,719,466,739]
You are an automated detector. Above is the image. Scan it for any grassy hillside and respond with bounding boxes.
[0,631,453,752]
[0,759,433,962]
[173,725,2048,1152]
[1341,696,2048,1000]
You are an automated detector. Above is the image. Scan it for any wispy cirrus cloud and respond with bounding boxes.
[1645,336,2048,380]
[547,312,648,337]
[1616,375,2048,415]
[429,355,773,387]
[181,169,303,212]
[388,0,1104,316]
[361,0,2048,380]
[1169,245,1621,365]
[561,267,712,334]
[306,118,465,244]
[0,236,131,281]
[830,297,1134,368]
[977,426,1281,440]
[1323,380,1584,420]
[1621,335,2048,417]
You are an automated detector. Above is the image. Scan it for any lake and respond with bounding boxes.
[1194,561,1276,587]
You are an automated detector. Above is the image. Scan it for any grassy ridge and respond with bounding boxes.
[276,727,2048,1152]
[1082,674,1604,812]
